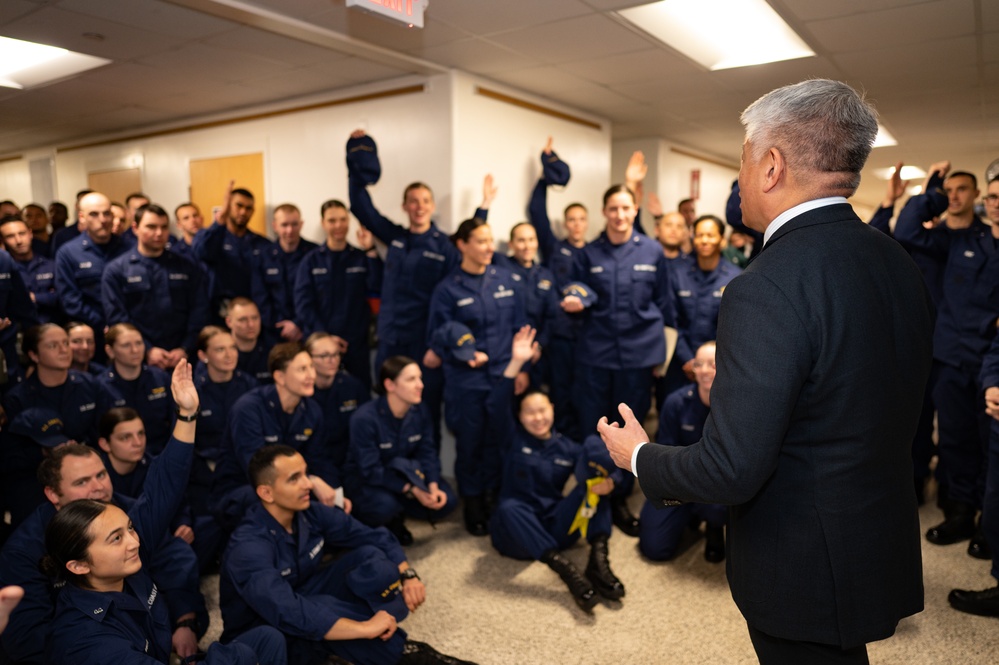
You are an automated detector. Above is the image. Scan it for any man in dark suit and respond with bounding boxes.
[600,79,934,664]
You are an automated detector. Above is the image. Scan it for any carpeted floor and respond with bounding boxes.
[201,482,999,664]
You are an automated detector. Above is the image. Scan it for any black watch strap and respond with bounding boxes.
[176,410,198,422]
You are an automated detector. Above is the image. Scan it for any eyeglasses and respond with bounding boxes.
[985,194,999,204]
[311,352,340,360]
[692,361,715,370]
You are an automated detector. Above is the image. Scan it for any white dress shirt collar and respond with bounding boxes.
[762,197,848,246]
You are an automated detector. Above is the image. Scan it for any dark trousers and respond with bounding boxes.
[748,625,869,665]
[933,361,989,508]
[639,500,726,561]
[547,336,580,440]
[986,426,999,580]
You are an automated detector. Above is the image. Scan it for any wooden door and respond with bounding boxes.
[189,153,266,236]
[88,168,142,206]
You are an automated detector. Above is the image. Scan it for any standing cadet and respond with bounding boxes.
[0,220,40,380]
[295,200,383,391]
[528,138,587,438]
[172,201,204,260]
[54,192,128,361]
[21,203,52,256]
[1,215,60,324]
[225,297,273,384]
[640,341,726,563]
[346,355,456,545]
[427,218,527,536]
[100,323,175,455]
[252,203,318,344]
[102,203,208,370]
[489,327,625,612]
[895,163,999,555]
[562,184,674,536]
[193,182,270,321]
[221,445,475,665]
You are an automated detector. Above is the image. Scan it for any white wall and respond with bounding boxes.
[0,159,33,206]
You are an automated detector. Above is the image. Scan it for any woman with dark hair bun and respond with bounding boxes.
[42,499,287,665]
[427,217,527,536]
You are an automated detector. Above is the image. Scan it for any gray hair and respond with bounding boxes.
[740,79,878,192]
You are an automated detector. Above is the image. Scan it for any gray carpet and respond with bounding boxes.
[201,483,999,664]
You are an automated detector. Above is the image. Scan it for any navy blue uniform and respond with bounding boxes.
[428,264,527,497]
[295,243,383,391]
[312,371,369,490]
[221,502,408,665]
[102,248,208,354]
[346,396,456,526]
[212,386,327,521]
[895,177,999,510]
[13,253,61,324]
[236,338,273,384]
[493,253,558,389]
[978,335,999,580]
[54,233,128,355]
[0,250,40,378]
[191,223,270,319]
[101,365,175,455]
[488,375,622,560]
[639,385,725,560]
[0,436,193,664]
[4,369,119,446]
[49,223,81,254]
[251,238,318,339]
[571,229,674,432]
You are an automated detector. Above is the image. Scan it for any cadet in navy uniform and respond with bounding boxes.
[895,164,999,553]
[0,218,41,379]
[2,409,71,534]
[295,199,383,391]
[4,324,119,449]
[211,343,335,528]
[226,297,273,384]
[171,201,205,262]
[54,192,128,361]
[347,130,493,445]
[528,139,588,438]
[427,217,527,536]
[305,332,369,511]
[0,362,206,664]
[67,321,106,376]
[640,341,727,562]
[662,215,741,397]
[492,222,558,388]
[100,323,175,455]
[102,203,208,369]
[192,182,270,321]
[222,445,475,665]
[346,355,456,545]
[562,184,674,536]
[489,327,625,612]
[1,214,60,325]
[251,203,318,344]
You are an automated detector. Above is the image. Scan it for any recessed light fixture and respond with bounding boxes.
[617,0,814,71]
[875,165,926,181]
[0,35,110,90]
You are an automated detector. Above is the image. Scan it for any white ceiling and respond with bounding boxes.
[1,0,997,206]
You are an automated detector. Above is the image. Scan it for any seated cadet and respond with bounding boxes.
[102,203,208,370]
[1,214,60,324]
[252,203,318,345]
[221,444,476,665]
[345,355,457,545]
[210,342,334,529]
[4,324,120,448]
[0,362,206,664]
[226,296,274,383]
[190,325,258,570]
[42,501,286,665]
[100,322,175,455]
[640,341,727,563]
[2,409,72,533]
[489,327,625,612]
[193,182,270,322]
[66,321,105,375]
[304,332,369,512]
[294,201,383,391]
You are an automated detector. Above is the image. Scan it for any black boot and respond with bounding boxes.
[704,525,725,563]
[610,495,640,537]
[399,640,479,664]
[948,585,999,617]
[926,500,976,544]
[967,519,992,560]
[463,496,488,537]
[386,514,413,546]
[585,534,625,600]
[541,549,597,612]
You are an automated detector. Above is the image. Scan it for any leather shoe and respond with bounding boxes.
[968,524,992,560]
[926,515,976,545]
[611,496,640,537]
[400,640,479,664]
[704,526,725,563]
[948,585,999,618]
[463,496,489,537]
[386,514,414,546]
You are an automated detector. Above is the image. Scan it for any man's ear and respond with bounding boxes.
[65,559,90,576]
[763,148,785,193]
[256,484,274,504]
[43,485,61,509]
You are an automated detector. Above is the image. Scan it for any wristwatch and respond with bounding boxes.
[176,409,198,422]
[400,568,420,582]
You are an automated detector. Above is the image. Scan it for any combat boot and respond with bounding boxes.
[585,534,625,600]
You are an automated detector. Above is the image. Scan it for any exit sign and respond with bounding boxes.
[346,0,428,28]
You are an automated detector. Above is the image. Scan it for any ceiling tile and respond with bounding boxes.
[419,0,591,36]
[410,38,536,73]
[557,47,701,86]
[485,13,652,65]
[205,25,345,68]
[56,0,233,39]
[804,0,975,53]
[135,42,290,83]
[777,0,934,22]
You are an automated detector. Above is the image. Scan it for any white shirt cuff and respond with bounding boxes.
[631,441,648,478]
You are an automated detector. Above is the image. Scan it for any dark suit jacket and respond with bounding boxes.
[637,202,933,648]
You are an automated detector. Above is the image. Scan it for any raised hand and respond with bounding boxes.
[171,359,199,415]
[481,174,498,209]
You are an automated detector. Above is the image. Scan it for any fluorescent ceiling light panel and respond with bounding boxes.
[875,165,926,181]
[0,36,110,90]
[873,124,897,148]
[617,0,814,71]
